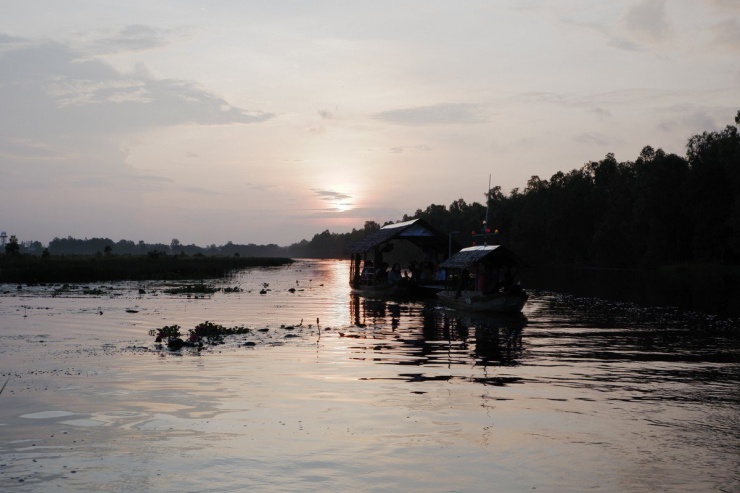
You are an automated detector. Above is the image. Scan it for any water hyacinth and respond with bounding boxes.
[151,321,252,347]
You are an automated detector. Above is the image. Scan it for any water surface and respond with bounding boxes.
[1,259,738,492]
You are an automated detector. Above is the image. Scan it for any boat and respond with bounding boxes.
[346,218,460,299]
[436,244,528,313]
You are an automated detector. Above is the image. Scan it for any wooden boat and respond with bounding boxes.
[436,288,527,313]
[436,245,527,313]
[346,219,459,299]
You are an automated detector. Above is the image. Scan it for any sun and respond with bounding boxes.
[334,197,353,212]
[313,180,359,213]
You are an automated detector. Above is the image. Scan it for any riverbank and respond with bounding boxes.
[0,255,293,283]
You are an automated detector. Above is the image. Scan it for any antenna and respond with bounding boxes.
[483,175,491,246]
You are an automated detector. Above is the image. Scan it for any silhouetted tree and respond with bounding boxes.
[15,110,740,267]
[5,235,20,255]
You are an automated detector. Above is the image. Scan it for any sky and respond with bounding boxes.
[1,1,738,247]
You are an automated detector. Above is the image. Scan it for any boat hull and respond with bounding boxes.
[436,289,528,313]
[351,282,444,300]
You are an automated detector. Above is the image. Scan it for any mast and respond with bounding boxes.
[483,174,491,246]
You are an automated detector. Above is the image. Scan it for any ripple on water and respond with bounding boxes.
[0,260,738,492]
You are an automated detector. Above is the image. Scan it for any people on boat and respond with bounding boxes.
[387,263,402,284]
[502,268,514,289]
[433,264,446,281]
[455,268,471,298]
[376,262,389,283]
[476,270,488,292]
[408,260,419,280]
[500,268,525,295]
[361,261,375,283]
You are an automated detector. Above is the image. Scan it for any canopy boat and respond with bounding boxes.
[346,219,459,299]
[436,244,528,313]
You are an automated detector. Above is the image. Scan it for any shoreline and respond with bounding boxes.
[0,255,293,283]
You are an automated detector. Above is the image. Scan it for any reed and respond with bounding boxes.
[0,255,293,283]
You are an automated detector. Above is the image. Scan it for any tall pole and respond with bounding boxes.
[483,174,491,246]
[448,231,459,258]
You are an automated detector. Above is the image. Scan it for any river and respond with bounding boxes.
[0,259,738,492]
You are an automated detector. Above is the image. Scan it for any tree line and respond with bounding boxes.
[310,110,740,268]
[309,110,739,269]
[7,111,739,269]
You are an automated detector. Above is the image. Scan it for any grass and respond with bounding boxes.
[0,254,293,283]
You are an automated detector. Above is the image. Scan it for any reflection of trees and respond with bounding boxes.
[347,295,526,368]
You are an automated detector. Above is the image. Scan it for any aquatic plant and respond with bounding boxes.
[190,321,251,342]
[149,325,181,340]
[164,283,218,295]
[150,321,252,348]
[83,288,105,295]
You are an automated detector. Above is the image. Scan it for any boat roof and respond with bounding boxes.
[440,244,523,269]
[346,218,453,254]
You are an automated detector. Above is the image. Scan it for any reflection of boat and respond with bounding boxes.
[456,312,526,365]
[437,245,528,313]
[426,307,527,366]
[346,219,459,299]
[346,295,526,369]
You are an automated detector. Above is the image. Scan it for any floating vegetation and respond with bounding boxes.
[191,321,251,342]
[150,325,182,339]
[164,283,218,295]
[150,321,252,349]
[146,319,320,353]
[163,284,241,295]
[50,284,109,297]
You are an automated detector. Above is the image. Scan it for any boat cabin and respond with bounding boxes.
[440,245,524,295]
[346,219,458,293]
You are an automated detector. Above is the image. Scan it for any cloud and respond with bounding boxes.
[623,0,672,42]
[318,109,335,119]
[712,19,740,53]
[560,12,642,53]
[590,107,613,119]
[302,205,406,221]
[0,137,64,159]
[312,188,354,212]
[0,33,32,54]
[92,25,174,55]
[378,145,432,154]
[371,103,488,126]
[245,182,277,192]
[0,35,274,142]
[574,132,611,147]
[657,105,725,133]
[0,31,276,200]
[313,189,352,202]
[606,36,642,52]
[180,186,219,195]
[562,2,674,52]
[72,173,173,190]
[707,0,740,13]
